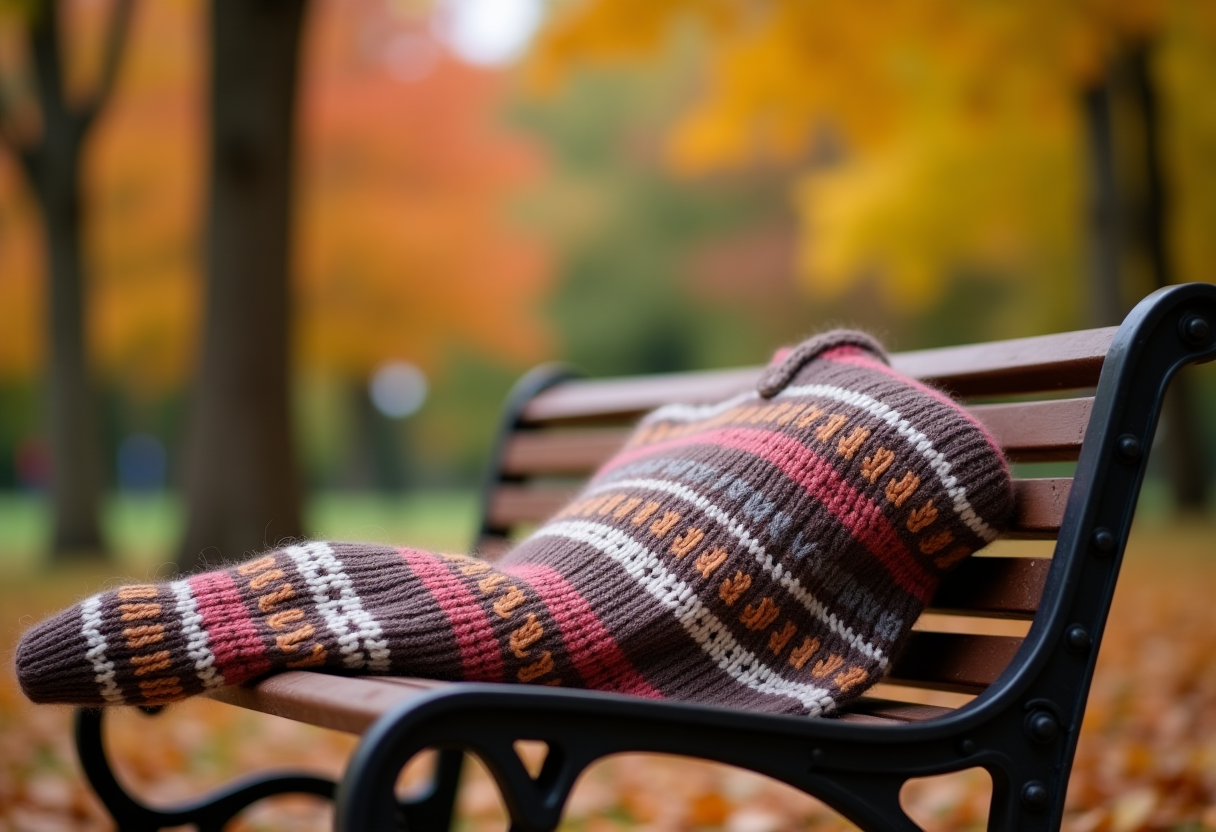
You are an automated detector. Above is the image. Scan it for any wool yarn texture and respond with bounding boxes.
[16,331,1014,716]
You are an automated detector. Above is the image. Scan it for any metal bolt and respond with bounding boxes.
[1066,625,1091,653]
[1092,528,1115,556]
[1022,781,1049,811]
[1180,316,1210,347]
[1026,711,1059,744]
[808,747,824,769]
[959,739,977,756]
[1117,434,1141,462]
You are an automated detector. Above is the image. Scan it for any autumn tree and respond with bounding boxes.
[0,0,555,553]
[177,0,308,569]
[0,0,134,559]
[529,0,1216,506]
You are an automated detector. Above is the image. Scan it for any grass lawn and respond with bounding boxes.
[0,490,479,575]
[1,502,1214,831]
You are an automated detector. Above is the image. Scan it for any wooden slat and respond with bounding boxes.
[970,398,1092,462]
[500,397,1093,479]
[487,484,576,530]
[1013,478,1071,535]
[929,558,1050,619]
[886,633,1024,694]
[207,672,449,735]
[519,328,1116,425]
[475,535,512,561]
[502,428,630,476]
[840,698,957,724]
[891,327,1116,397]
[520,368,758,425]
[487,478,1070,536]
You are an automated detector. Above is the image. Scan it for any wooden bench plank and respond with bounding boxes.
[891,328,1116,397]
[520,368,758,425]
[969,398,1092,462]
[500,398,1093,477]
[207,672,448,735]
[518,329,1116,424]
[886,633,1024,694]
[929,558,1049,619]
[840,698,957,724]
[1013,478,1072,535]
[502,428,630,476]
[485,478,1072,538]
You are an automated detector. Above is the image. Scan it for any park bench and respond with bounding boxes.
[75,281,1216,831]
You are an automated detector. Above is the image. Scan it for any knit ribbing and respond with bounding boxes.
[15,331,1014,716]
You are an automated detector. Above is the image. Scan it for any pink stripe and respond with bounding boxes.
[188,571,271,683]
[601,427,936,601]
[505,563,663,699]
[823,348,1010,472]
[398,549,504,682]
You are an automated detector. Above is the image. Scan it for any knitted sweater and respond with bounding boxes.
[16,330,1013,716]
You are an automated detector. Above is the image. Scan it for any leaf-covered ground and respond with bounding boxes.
[2,518,1214,832]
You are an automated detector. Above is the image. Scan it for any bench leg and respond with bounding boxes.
[74,707,336,831]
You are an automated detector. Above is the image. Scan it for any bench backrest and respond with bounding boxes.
[473,283,1216,726]
[470,326,1121,721]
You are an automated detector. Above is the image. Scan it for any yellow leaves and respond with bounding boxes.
[793,98,1087,311]
[529,0,1215,324]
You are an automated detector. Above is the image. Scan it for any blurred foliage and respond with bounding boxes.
[529,0,1216,338]
[0,0,555,495]
[4,0,1216,505]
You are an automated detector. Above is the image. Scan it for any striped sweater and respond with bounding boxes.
[15,330,1014,715]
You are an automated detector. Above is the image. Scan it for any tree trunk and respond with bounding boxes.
[1125,44,1209,511]
[41,136,107,557]
[21,3,116,560]
[1081,43,1209,511]
[1081,82,1123,329]
[178,0,308,569]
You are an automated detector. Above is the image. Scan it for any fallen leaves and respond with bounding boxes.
[2,518,1215,831]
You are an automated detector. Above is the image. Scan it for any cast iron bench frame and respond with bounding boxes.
[74,282,1216,831]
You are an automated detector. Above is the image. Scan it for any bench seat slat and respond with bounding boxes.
[486,478,1071,538]
[928,557,1049,619]
[967,398,1092,462]
[206,631,1016,733]
[886,633,1024,694]
[206,672,447,735]
[840,698,956,724]
[502,428,631,476]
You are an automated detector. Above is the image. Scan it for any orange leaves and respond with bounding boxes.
[0,0,554,391]
[295,2,554,380]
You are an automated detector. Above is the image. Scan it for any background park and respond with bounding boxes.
[1,0,1216,829]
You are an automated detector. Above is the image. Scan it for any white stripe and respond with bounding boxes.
[642,391,758,426]
[638,383,998,542]
[531,520,839,715]
[283,542,391,672]
[170,580,225,689]
[581,477,887,667]
[80,596,124,704]
[778,383,997,541]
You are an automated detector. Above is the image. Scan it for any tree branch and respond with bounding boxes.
[76,0,135,130]
[0,43,38,180]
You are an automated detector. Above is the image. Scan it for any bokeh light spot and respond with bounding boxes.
[369,361,429,419]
